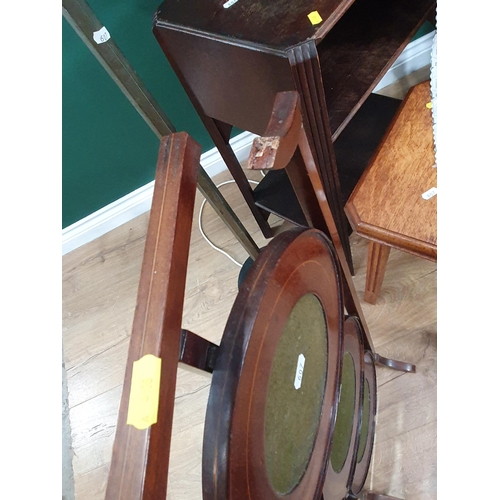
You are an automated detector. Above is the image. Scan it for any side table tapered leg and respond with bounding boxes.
[364,241,391,304]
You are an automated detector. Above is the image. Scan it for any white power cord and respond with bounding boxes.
[198,178,261,268]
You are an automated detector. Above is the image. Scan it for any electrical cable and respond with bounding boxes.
[198,178,261,268]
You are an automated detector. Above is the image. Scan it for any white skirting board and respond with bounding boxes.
[62,30,435,256]
[62,131,257,255]
[373,31,435,91]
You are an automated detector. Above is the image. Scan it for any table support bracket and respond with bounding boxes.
[373,353,416,373]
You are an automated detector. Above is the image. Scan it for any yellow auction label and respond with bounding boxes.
[126,354,162,430]
[308,11,323,25]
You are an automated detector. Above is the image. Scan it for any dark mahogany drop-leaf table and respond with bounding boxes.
[152,0,436,272]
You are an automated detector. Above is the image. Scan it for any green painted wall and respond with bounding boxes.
[62,0,215,228]
[63,2,435,229]
[413,20,435,40]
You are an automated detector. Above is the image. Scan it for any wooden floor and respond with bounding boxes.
[62,68,436,500]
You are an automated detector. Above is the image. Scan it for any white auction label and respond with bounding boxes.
[422,187,437,200]
[294,354,306,390]
[93,26,111,44]
[223,0,239,8]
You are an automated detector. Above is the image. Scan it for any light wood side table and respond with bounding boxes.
[345,81,436,304]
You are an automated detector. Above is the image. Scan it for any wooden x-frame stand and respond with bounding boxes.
[105,92,415,500]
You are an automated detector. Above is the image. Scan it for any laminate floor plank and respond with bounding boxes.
[367,421,437,499]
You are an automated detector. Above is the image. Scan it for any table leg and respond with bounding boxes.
[288,43,355,274]
[201,116,275,238]
[365,241,391,304]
